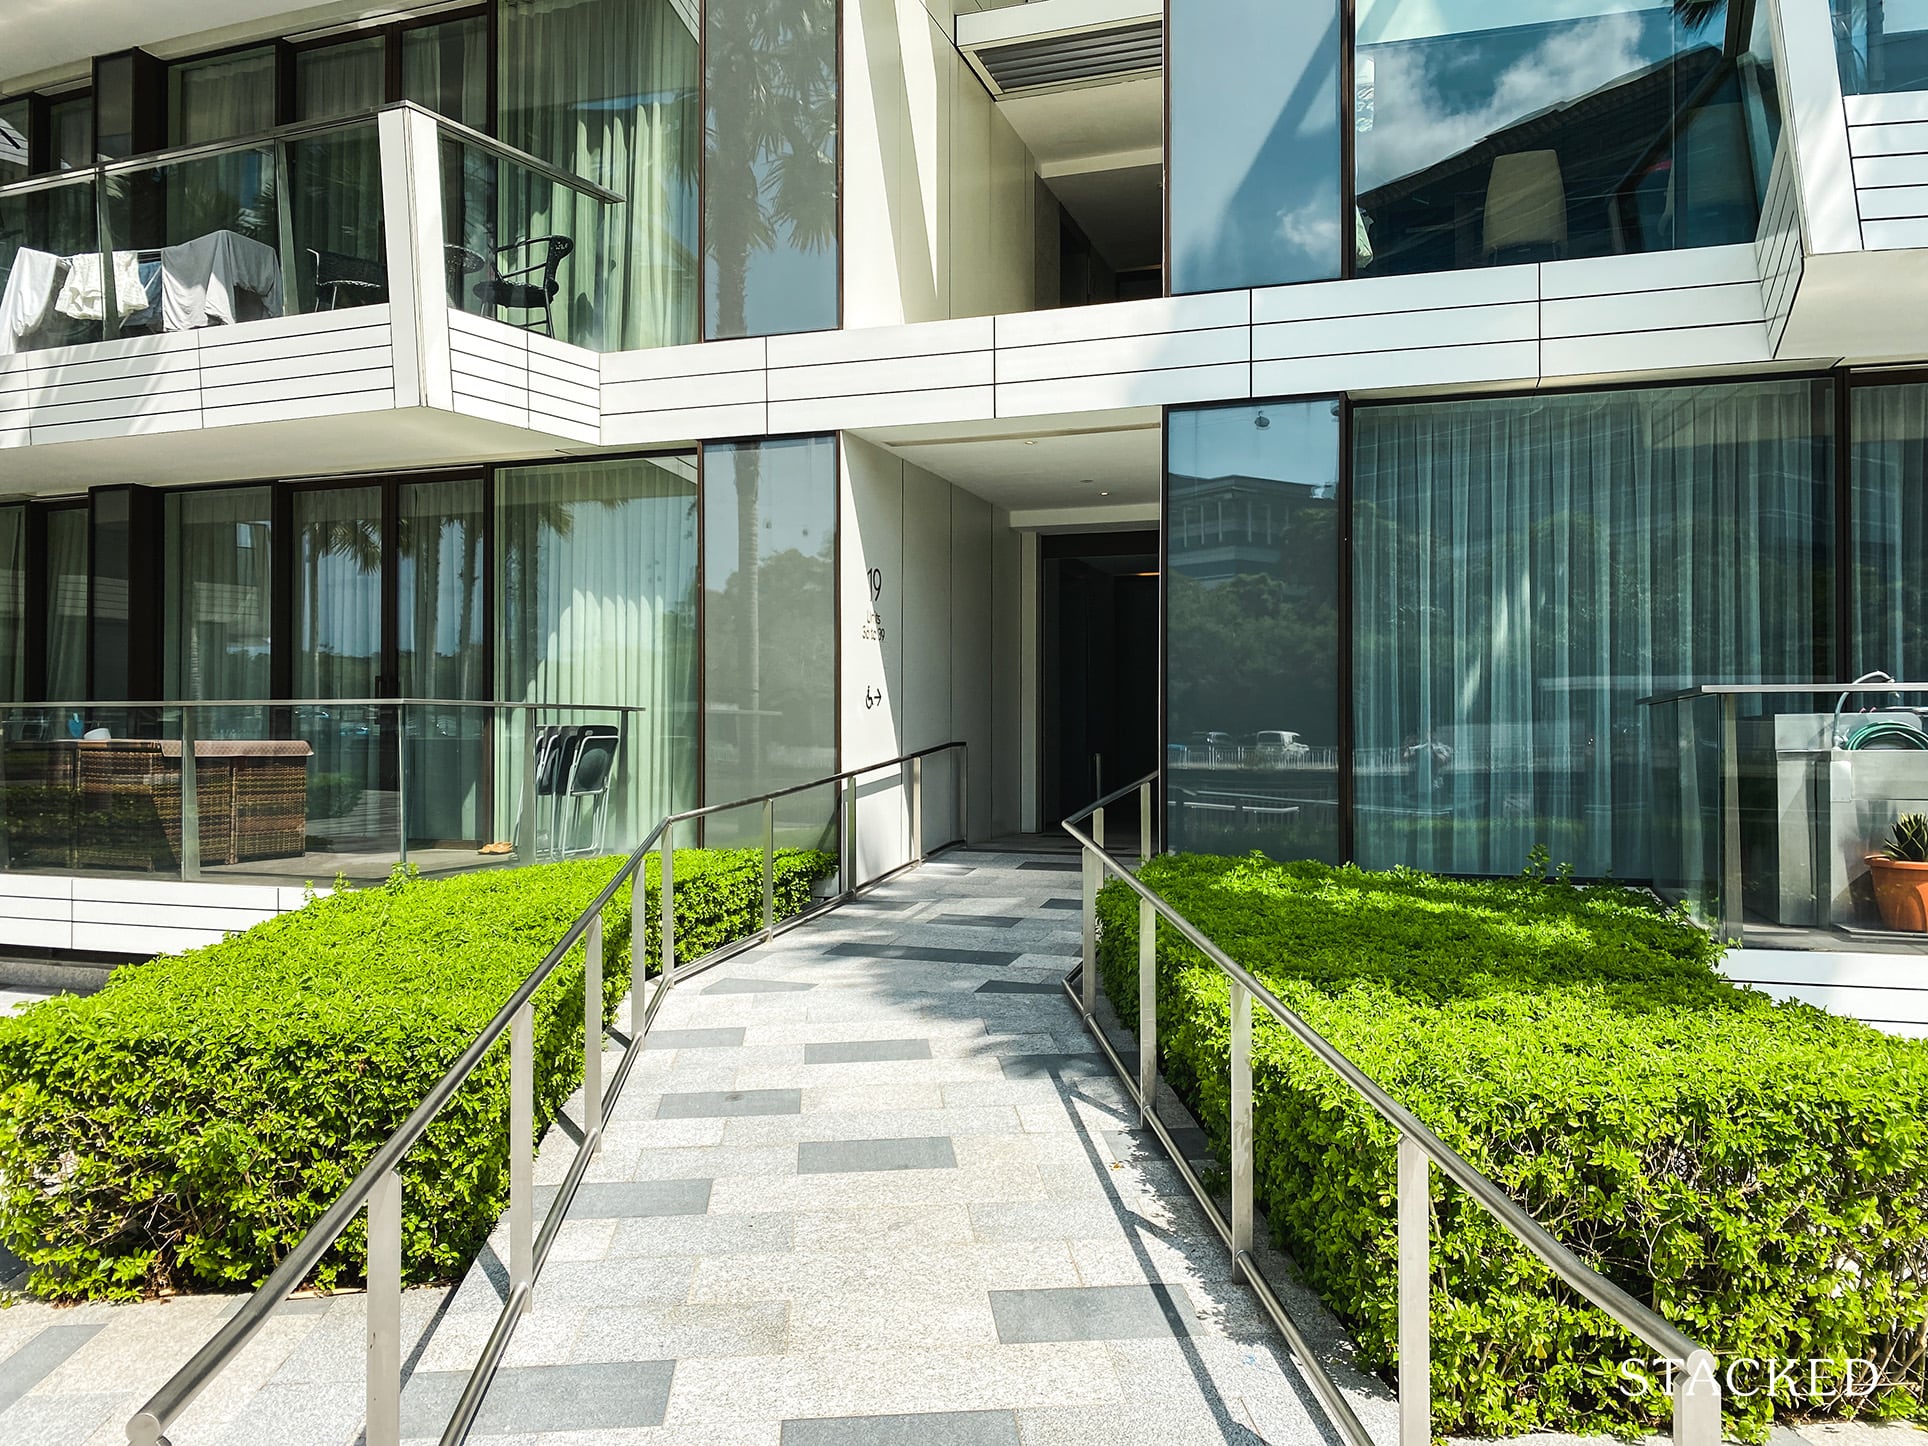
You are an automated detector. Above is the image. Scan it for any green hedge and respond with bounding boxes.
[0,847,832,1301]
[1097,854,1928,1439]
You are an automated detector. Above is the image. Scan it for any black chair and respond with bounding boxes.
[558,726,619,858]
[307,249,387,311]
[443,237,574,336]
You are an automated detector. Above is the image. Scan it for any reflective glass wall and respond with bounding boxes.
[0,505,24,702]
[704,0,839,339]
[1353,0,1766,277]
[1850,380,1928,679]
[703,436,838,841]
[1351,378,1836,877]
[1167,402,1342,861]
[1833,0,1928,92]
[1168,0,1343,293]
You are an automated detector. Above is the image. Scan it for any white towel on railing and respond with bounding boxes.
[54,250,149,322]
[0,247,60,354]
[160,230,283,330]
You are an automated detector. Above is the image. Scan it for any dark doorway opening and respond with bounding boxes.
[1042,531,1159,836]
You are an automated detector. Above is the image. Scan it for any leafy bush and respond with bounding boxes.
[0,847,832,1301]
[1097,854,1928,1439]
[305,771,364,821]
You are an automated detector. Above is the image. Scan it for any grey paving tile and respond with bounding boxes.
[780,1409,1019,1445]
[804,1039,932,1065]
[797,1136,958,1175]
[1017,860,1080,872]
[644,1027,748,1050]
[932,915,1022,929]
[402,1360,675,1436]
[974,980,1062,995]
[657,1090,803,1119]
[828,943,1021,967]
[988,1285,1196,1344]
[997,1054,1111,1080]
[538,1179,713,1219]
[703,979,816,995]
[0,1323,103,1413]
[1042,899,1081,910]
[842,898,921,912]
[0,1390,123,1446]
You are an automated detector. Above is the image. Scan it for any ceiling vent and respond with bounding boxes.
[969,20,1161,97]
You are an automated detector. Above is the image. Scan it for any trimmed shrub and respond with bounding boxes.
[0,847,832,1301]
[1097,854,1928,1439]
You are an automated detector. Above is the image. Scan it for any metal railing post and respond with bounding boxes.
[1397,1133,1431,1446]
[1229,980,1253,1274]
[395,703,410,865]
[659,835,676,991]
[1094,803,1105,852]
[762,799,776,938]
[1137,894,1156,1127]
[844,774,860,895]
[1139,778,1152,863]
[957,745,969,845]
[365,1168,402,1446]
[1674,1349,1723,1446]
[630,860,648,1034]
[911,755,924,864]
[519,716,538,861]
[1719,693,1742,944]
[584,912,603,1152]
[509,1001,533,1313]
[1080,844,1100,1018]
[178,706,201,882]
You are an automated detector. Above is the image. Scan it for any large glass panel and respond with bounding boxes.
[1168,0,1342,293]
[168,48,277,145]
[45,507,87,703]
[704,0,838,339]
[404,15,490,129]
[497,456,701,844]
[1353,378,1836,878]
[1166,402,1342,861]
[1833,0,1928,93]
[0,100,28,183]
[703,437,837,837]
[293,486,384,699]
[287,119,386,315]
[48,93,93,171]
[163,487,273,703]
[1354,0,1761,277]
[500,0,700,349]
[295,36,386,121]
[89,491,131,701]
[400,479,487,844]
[0,174,102,353]
[1850,381,1928,679]
[0,505,25,701]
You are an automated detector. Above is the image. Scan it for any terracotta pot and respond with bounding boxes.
[1865,854,1928,932]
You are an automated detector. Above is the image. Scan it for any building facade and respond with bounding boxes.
[0,0,1925,1028]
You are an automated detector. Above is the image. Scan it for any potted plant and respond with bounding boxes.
[1866,813,1928,931]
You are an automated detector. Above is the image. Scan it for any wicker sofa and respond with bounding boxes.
[2,738,312,872]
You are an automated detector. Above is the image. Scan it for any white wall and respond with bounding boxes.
[840,435,1012,876]
[844,0,1038,328]
[1723,949,1928,1038]
[0,876,313,956]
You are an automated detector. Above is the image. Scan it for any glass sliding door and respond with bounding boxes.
[1352,378,1836,879]
[404,15,490,130]
[1850,380,1928,680]
[295,37,386,121]
[399,479,487,843]
[0,505,25,702]
[1166,401,1342,861]
[45,506,87,704]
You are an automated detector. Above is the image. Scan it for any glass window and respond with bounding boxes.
[296,36,386,121]
[704,0,838,339]
[498,456,700,834]
[500,0,700,349]
[1354,0,1762,277]
[0,505,25,702]
[1167,402,1343,861]
[169,47,277,145]
[89,491,133,701]
[1833,0,1928,93]
[702,436,837,823]
[293,486,384,700]
[45,507,87,703]
[164,488,274,703]
[47,93,93,171]
[404,15,490,130]
[1168,0,1342,294]
[0,100,28,182]
[1353,378,1836,878]
[1850,381,1928,678]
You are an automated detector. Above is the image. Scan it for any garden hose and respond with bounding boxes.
[1841,719,1928,751]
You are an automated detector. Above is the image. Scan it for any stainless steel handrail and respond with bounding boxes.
[8,697,648,713]
[125,741,968,1446]
[0,102,621,205]
[1063,774,1721,1446]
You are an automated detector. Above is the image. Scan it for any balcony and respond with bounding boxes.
[0,104,614,485]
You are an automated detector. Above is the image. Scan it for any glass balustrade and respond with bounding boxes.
[0,700,649,885]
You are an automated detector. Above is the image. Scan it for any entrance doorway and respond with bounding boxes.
[1041,531,1159,834]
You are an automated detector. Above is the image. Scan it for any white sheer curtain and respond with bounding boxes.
[163,487,273,703]
[1850,382,1928,679]
[1353,379,1834,878]
[498,0,700,349]
[45,508,86,703]
[496,457,699,843]
[0,506,23,701]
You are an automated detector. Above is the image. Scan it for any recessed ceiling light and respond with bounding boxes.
[1099,490,1111,496]
[1023,440,1037,446]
